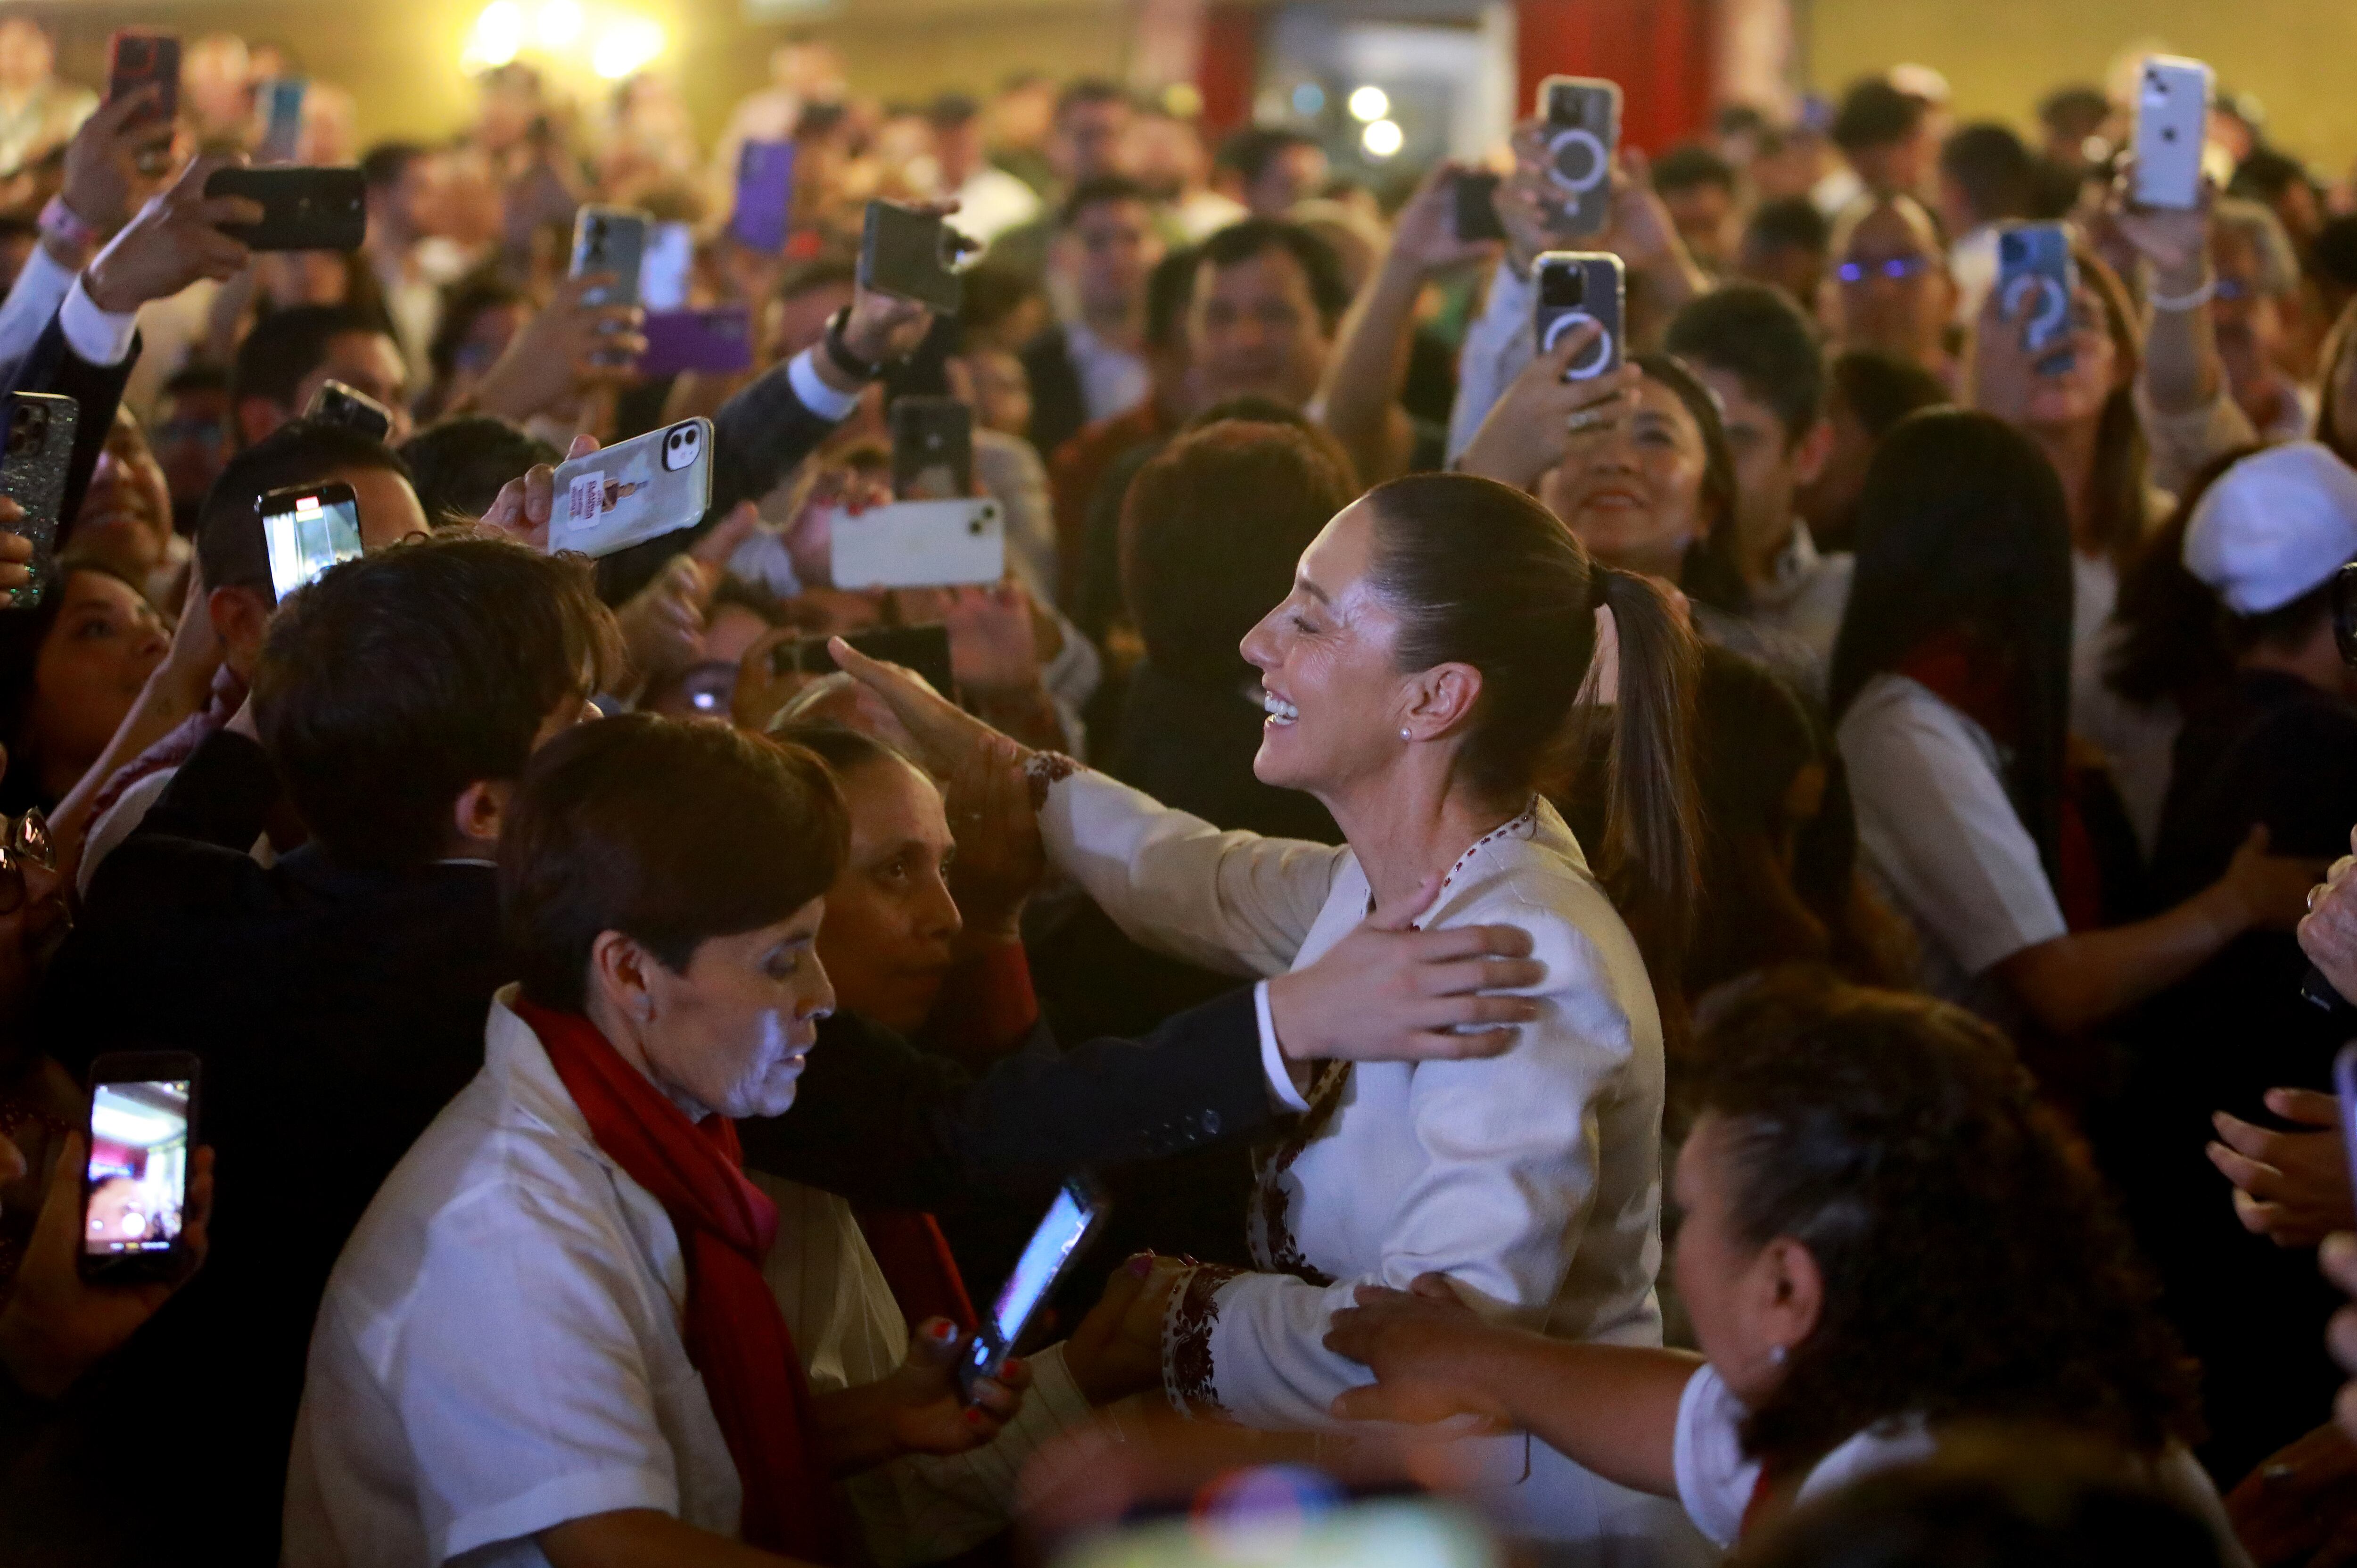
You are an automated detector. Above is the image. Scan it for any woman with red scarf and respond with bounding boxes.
[284,717,1028,1568]
[1829,409,2316,1064]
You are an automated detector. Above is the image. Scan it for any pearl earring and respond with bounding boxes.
[1400,727,1412,741]
[1768,1344,1788,1366]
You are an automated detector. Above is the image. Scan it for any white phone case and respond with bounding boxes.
[828,498,1006,590]
[548,419,714,559]
[2134,56,2212,211]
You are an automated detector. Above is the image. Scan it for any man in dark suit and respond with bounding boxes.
[1020,176,1163,462]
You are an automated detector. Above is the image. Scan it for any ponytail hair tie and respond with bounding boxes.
[1586,565,1614,613]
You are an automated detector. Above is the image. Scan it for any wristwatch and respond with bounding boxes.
[823,306,884,383]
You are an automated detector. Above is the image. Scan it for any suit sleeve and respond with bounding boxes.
[9,305,138,550]
[738,985,1277,1209]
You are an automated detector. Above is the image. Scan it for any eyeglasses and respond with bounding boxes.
[1836,256,1929,284]
[0,809,54,916]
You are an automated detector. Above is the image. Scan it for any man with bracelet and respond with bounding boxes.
[0,85,173,381]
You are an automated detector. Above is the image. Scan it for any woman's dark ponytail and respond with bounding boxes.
[1589,566,1704,984]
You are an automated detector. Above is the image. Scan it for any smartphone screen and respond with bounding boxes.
[262,484,363,602]
[2336,1046,2357,1197]
[641,221,695,313]
[731,140,796,254]
[967,1180,1102,1385]
[84,1075,192,1260]
[258,78,306,163]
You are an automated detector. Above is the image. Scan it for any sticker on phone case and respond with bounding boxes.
[568,472,605,522]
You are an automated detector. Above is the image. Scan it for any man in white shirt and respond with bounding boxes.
[1664,283,1850,675]
[1020,176,1164,459]
[361,141,466,380]
[927,94,1038,251]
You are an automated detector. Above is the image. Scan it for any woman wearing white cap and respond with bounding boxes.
[1830,411,2319,1042]
[2101,438,2357,1485]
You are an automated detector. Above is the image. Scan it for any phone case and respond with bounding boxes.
[1996,223,2078,360]
[204,166,366,252]
[309,380,392,441]
[1536,75,1621,239]
[106,31,179,125]
[829,497,1005,590]
[2,393,79,607]
[1533,251,1624,383]
[639,308,754,378]
[2134,56,2212,211]
[891,397,974,500]
[549,419,714,558]
[860,202,963,314]
[1453,172,1506,243]
[571,206,650,308]
[730,140,797,253]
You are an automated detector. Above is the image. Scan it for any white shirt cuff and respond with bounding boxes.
[1253,980,1313,1114]
[59,274,137,366]
[787,346,863,424]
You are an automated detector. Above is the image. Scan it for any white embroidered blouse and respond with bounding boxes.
[1036,764,1667,1427]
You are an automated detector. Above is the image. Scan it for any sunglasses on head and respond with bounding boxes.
[0,809,53,916]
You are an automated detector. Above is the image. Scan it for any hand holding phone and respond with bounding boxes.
[548,419,714,557]
[1536,75,1621,239]
[860,201,969,314]
[0,394,77,605]
[1453,171,1507,244]
[105,30,180,132]
[1533,251,1624,383]
[201,165,365,252]
[891,397,973,499]
[79,1053,201,1285]
[829,498,1005,590]
[957,1175,1110,1401]
[1995,223,2078,369]
[259,480,363,603]
[2134,56,2212,212]
[570,205,651,310]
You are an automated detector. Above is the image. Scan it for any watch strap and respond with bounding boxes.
[824,306,882,382]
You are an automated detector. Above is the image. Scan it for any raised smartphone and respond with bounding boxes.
[860,200,965,315]
[204,166,367,251]
[770,622,955,701]
[259,480,363,603]
[1997,222,2079,368]
[2338,1046,2357,1202]
[640,220,695,313]
[731,139,797,254]
[80,1051,200,1285]
[891,396,973,500]
[1536,75,1621,239]
[106,30,180,129]
[1453,170,1507,243]
[829,497,1005,590]
[548,418,715,558]
[570,205,651,309]
[956,1174,1109,1401]
[2134,55,2212,211]
[0,392,78,605]
[306,379,393,442]
[1534,251,1624,383]
[639,306,755,378]
[256,77,306,164]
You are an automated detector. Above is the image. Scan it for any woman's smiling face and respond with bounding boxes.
[1540,376,1710,579]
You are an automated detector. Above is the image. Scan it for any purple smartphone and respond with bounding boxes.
[639,306,755,378]
[730,140,796,254]
[2337,1045,2357,1196]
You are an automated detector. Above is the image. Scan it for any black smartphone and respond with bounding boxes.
[859,201,967,315]
[306,379,392,442]
[1452,170,1506,243]
[770,622,955,700]
[204,166,366,252]
[890,397,973,500]
[1537,74,1621,239]
[956,1174,1111,1401]
[1534,251,1624,383]
[80,1051,200,1285]
[1,392,79,608]
[258,480,363,604]
[106,30,180,130]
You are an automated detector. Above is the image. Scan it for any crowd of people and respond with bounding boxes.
[1,13,2357,1566]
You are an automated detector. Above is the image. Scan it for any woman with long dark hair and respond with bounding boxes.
[1322,980,2241,1561]
[834,470,1711,1557]
[1828,410,2314,1042]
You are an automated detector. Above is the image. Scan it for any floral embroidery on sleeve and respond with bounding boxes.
[1161,1261,1244,1419]
[1022,751,1084,813]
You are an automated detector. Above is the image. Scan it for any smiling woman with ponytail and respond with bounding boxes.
[832,469,1711,1561]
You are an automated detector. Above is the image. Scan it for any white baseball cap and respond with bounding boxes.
[2181,442,2357,615]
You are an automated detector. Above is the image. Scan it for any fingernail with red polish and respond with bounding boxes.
[931,1320,958,1342]
[1127,1253,1154,1277]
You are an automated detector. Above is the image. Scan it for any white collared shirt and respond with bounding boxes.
[283,988,744,1567]
[1060,318,1150,425]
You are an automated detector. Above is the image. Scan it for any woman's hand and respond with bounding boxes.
[945,733,1045,945]
[610,503,761,687]
[480,434,600,548]
[1456,328,1637,492]
[813,1317,1028,1475]
[2219,823,2329,934]
[827,634,1019,780]
[1966,283,2048,426]
[2210,1089,2356,1248]
[0,509,33,602]
[2224,1420,2357,1568]
[2303,834,2357,1003]
[468,274,647,423]
[1323,1274,1509,1429]
[1063,1253,1187,1406]
[937,580,1043,697]
[1385,159,1503,280]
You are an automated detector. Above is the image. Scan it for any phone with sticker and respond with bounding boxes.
[1997,223,2078,370]
[548,419,715,558]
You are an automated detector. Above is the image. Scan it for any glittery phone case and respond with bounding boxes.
[2,393,79,609]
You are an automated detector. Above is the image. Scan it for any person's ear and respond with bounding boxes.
[207,584,272,675]
[448,779,515,854]
[1791,415,1836,488]
[1400,661,1483,743]
[585,929,659,1030]
[1755,1235,1825,1354]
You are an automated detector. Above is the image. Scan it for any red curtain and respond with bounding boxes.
[1195,3,1261,140]
[1516,0,1715,154]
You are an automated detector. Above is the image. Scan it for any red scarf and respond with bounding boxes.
[513,998,848,1563]
[1896,633,2103,932]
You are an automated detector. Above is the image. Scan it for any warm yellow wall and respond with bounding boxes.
[20,0,1124,148]
[1805,0,2357,176]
